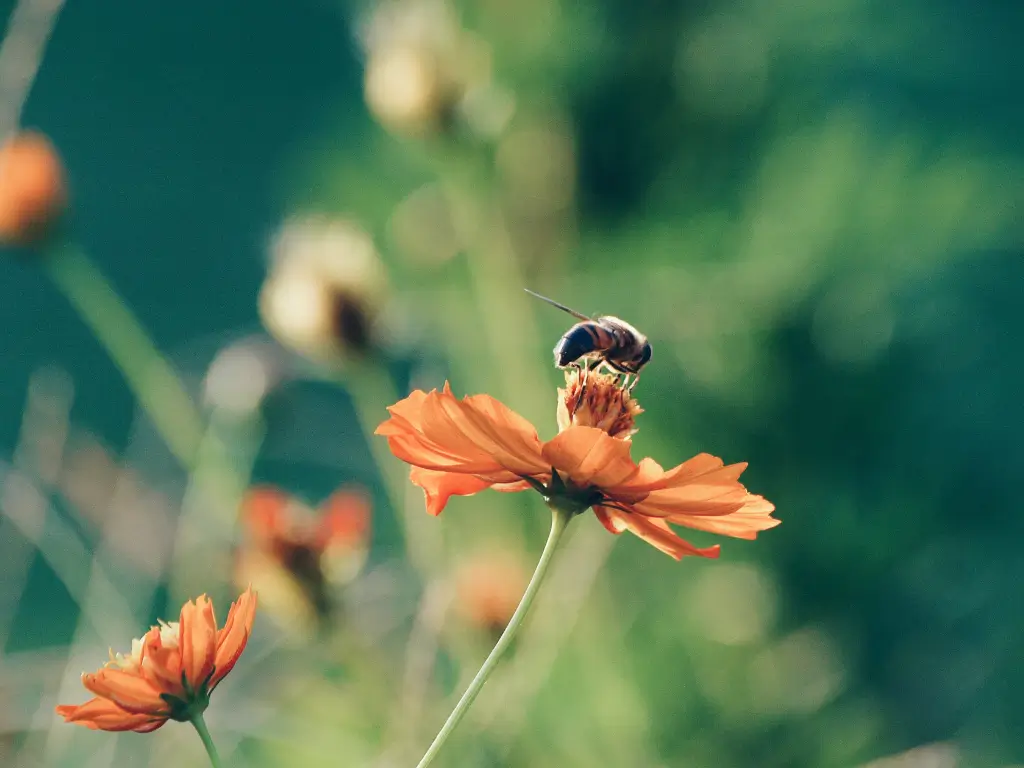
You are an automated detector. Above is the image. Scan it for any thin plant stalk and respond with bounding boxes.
[0,0,68,136]
[442,179,551,429]
[43,242,204,467]
[321,361,444,577]
[189,712,223,768]
[415,503,573,768]
[168,407,266,606]
[481,525,618,752]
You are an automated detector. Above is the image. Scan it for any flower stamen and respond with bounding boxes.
[557,368,642,439]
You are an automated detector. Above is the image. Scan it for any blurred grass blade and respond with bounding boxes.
[44,242,204,467]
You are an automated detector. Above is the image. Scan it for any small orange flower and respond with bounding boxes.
[235,487,371,629]
[241,486,371,558]
[376,371,778,559]
[0,131,66,245]
[454,552,528,635]
[56,587,257,732]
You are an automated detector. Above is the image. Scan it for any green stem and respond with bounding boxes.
[189,711,223,768]
[342,362,409,521]
[415,503,573,768]
[318,361,443,578]
[43,241,204,468]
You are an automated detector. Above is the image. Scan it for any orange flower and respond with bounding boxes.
[0,131,66,245]
[56,587,257,732]
[235,487,371,629]
[376,371,778,559]
[454,552,528,635]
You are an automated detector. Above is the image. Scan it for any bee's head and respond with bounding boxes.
[635,341,653,370]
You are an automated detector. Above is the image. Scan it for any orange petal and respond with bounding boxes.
[594,506,721,560]
[408,467,501,516]
[179,594,218,690]
[492,479,535,494]
[378,387,547,479]
[593,505,628,534]
[140,641,187,699]
[379,392,497,472]
[458,393,548,473]
[420,392,508,466]
[385,432,512,474]
[630,492,748,517]
[613,453,728,499]
[241,487,292,545]
[541,427,640,488]
[376,389,430,434]
[210,586,257,690]
[56,698,167,732]
[614,460,763,517]
[317,488,372,548]
[664,495,780,540]
[428,390,547,476]
[82,669,167,716]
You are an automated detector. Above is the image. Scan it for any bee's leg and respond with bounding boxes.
[605,362,629,390]
[627,373,640,393]
[578,360,590,401]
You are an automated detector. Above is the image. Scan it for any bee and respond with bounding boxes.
[525,289,652,389]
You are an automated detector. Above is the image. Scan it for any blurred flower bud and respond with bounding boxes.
[359,0,510,139]
[259,216,387,362]
[0,131,66,246]
[203,339,283,415]
[365,44,451,135]
[235,485,372,634]
[453,551,528,637]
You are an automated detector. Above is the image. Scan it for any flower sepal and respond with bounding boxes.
[525,468,605,518]
[160,671,214,723]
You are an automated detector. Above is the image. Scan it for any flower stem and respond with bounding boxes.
[415,503,573,768]
[189,711,223,768]
[42,241,204,468]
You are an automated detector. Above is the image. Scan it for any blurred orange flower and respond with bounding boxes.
[235,487,371,629]
[0,131,66,245]
[454,552,528,635]
[376,372,778,559]
[56,587,257,733]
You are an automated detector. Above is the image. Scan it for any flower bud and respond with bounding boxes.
[0,131,66,246]
[365,44,451,135]
[259,216,387,362]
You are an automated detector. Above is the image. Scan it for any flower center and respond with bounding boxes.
[556,369,642,439]
[157,620,181,649]
[106,620,181,672]
[107,636,147,672]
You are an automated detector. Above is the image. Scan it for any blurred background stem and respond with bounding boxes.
[322,361,443,577]
[415,503,571,768]
[43,241,204,468]
[168,408,265,606]
[438,156,553,429]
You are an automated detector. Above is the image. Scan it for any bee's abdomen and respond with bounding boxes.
[554,323,611,367]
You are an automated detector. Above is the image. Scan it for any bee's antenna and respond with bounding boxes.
[523,288,592,321]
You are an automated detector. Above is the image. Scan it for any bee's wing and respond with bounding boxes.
[523,289,593,321]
